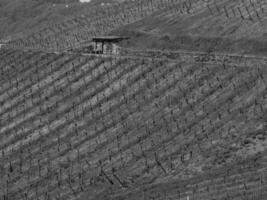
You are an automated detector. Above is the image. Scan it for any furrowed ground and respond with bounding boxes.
[6,0,267,53]
[0,48,267,200]
[0,0,123,40]
[1,0,267,200]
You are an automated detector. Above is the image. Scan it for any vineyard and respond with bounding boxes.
[0,47,266,200]
[5,0,267,52]
[1,0,267,200]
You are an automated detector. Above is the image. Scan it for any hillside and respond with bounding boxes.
[0,0,118,40]
[1,0,267,200]
[4,0,267,55]
[0,48,267,200]
[115,0,267,55]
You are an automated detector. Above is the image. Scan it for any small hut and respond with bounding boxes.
[92,36,129,54]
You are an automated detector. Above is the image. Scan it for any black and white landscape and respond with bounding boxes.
[0,0,267,200]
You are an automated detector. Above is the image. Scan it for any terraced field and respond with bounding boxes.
[0,48,266,200]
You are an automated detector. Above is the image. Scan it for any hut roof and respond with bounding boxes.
[92,36,129,43]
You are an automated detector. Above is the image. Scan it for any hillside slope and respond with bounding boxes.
[1,1,267,200]
[5,0,267,55]
[0,49,267,200]
[0,0,118,40]
[115,0,267,55]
